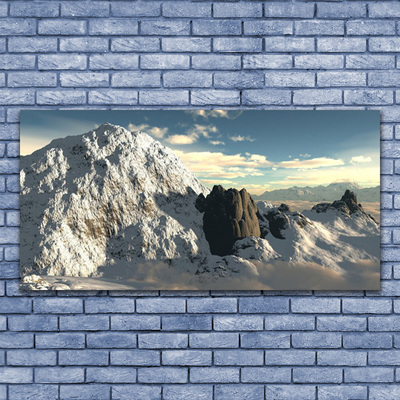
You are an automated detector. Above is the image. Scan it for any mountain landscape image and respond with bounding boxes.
[20,110,380,290]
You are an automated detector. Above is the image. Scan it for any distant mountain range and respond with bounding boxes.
[252,182,380,203]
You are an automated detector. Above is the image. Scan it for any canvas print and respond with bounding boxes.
[20,110,380,290]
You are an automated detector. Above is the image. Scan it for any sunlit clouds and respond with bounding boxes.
[277,157,345,170]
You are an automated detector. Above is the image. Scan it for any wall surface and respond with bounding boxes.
[0,0,399,399]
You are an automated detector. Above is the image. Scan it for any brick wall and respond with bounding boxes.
[0,1,399,399]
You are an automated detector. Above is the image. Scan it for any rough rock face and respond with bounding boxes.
[195,185,261,256]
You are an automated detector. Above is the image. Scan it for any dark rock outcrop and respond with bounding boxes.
[195,185,261,256]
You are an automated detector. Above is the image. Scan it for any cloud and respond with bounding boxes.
[165,123,218,145]
[350,155,372,164]
[229,135,256,143]
[186,110,242,120]
[300,153,311,158]
[278,157,345,170]
[210,140,225,146]
[165,134,197,145]
[128,123,168,139]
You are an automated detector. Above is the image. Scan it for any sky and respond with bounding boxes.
[20,110,380,195]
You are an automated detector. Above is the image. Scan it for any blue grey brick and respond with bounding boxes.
[382,142,400,158]
[60,38,108,53]
[37,90,86,105]
[163,385,212,400]
[0,55,35,70]
[86,367,136,383]
[33,298,82,314]
[0,367,32,383]
[214,3,262,18]
[293,367,342,383]
[0,193,18,209]
[10,2,59,17]
[112,385,161,400]
[8,315,57,331]
[318,3,366,19]
[90,54,138,70]
[214,315,263,331]
[214,350,263,366]
[189,332,238,348]
[244,20,292,36]
[266,72,314,88]
[162,38,210,53]
[347,20,395,36]
[141,20,189,36]
[59,350,109,366]
[369,316,400,331]
[214,38,262,53]
[60,72,109,88]
[9,37,57,53]
[187,298,237,313]
[265,315,314,331]
[345,90,393,105]
[317,316,366,331]
[345,367,393,383]
[214,384,264,400]
[163,2,210,18]
[265,350,315,365]
[382,194,393,210]
[241,332,290,349]
[60,315,109,331]
[244,55,292,70]
[343,333,392,349]
[318,350,366,366]
[292,333,341,349]
[318,385,367,400]
[89,19,138,35]
[7,349,56,366]
[191,89,239,105]
[296,55,344,69]
[0,3,7,17]
[139,333,187,349]
[111,315,160,330]
[381,125,394,140]
[35,367,84,383]
[239,296,289,313]
[265,385,316,400]
[39,19,86,35]
[369,3,400,18]
[110,350,159,366]
[318,71,365,87]
[369,350,400,366]
[85,298,135,313]
[370,38,400,53]
[0,333,33,348]
[38,54,87,70]
[162,315,211,331]
[190,367,239,383]
[141,54,189,69]
[294,89,342,105]
[215,72,263,89]
[371,386,400,400]
[265,37,314,52]
[318,38,366,53]
[0,297,31,313]
[193,54,241,70]
[87,332,137,348]
[292,298,340,314]
[9,385,58,400]
[111,37,160,52]
[112,2,160,17]
[162,350,211,366]
[242,89,291,105]
[6,143,18,158]
[62,2,110,17]
[295,20,344,36]
[140,90,188,106]
[112,71,160,88]
[60,385,110,400]
[6,175,20,191]
[193,20,241,36]
[0,262,20,278]
[163,71,211,88]
[89,90,138,105]
[138,367,187,383]
[9,72,57,88]
[265,2,314,18]
[0,316,5,330]
[242,367,291,383]
[346,55,395,69]
[343,299,392,314]
[0,19,36,36]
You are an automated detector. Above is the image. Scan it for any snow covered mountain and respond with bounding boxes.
[20,123,380,290]
[252,182,379,203]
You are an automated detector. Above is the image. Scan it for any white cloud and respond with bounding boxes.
[300,153,311,158]
[278,157,345,170]
[128,123,168,139]
[210,140,225,146]
[165,123,218,145]
[350,155,372,164]
[165,135,197,145]
[229,135,256,143]
[186,110,242,120]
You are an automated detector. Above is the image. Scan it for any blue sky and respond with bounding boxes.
[21,110,380,194]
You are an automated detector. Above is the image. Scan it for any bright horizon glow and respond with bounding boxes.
[20,110,380,194]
